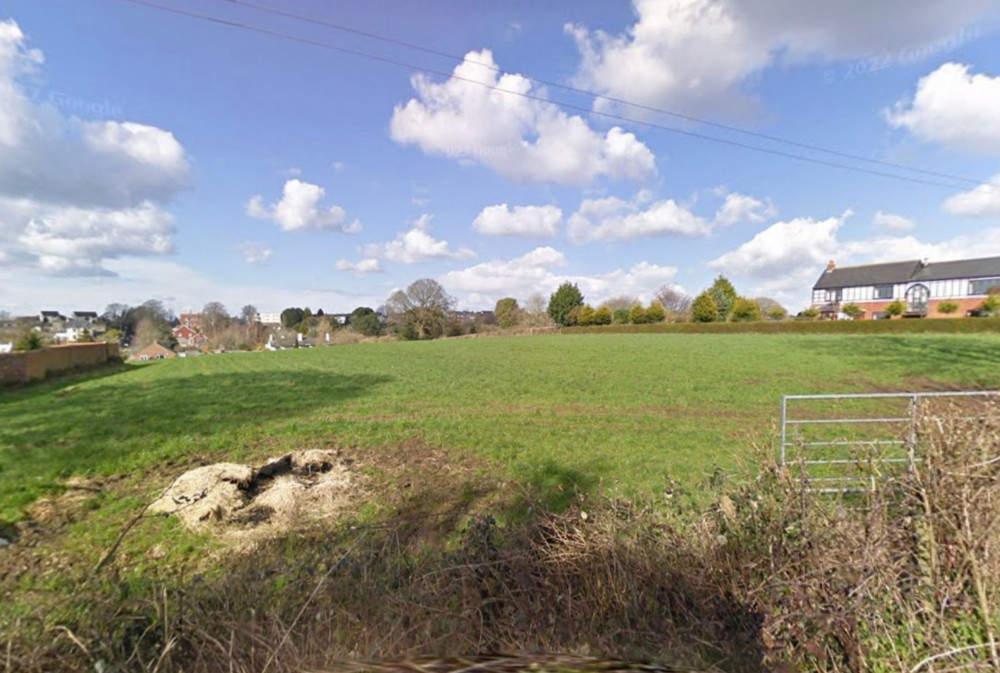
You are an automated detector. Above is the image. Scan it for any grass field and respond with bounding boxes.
[4,332,1000,672]
[3,332,1000,522]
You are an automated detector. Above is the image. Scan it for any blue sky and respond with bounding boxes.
[2,0,1000,317]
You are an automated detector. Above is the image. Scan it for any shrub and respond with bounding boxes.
[799,307,820,320]
[593,306,612,325]
[730,297,761,322]
[980,294,1000,316]
[937,301,959,315]
[613,308,630,324]
[707,275,738,321]
[766,306,787,321]
[842,303,864,319]
[885,300,905,317]
[14,331,44,351]
[494,298,521,329]
[691,292,718,323]
[352,312,384,337]
[628,303,650,324]
[577,305,596,327]
[547,283,584,326]
[564,305,582,327]
[644,301,666,323]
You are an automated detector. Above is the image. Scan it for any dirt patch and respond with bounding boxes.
[149,449,358,545]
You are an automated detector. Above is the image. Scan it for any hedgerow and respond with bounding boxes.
[563,317,1000,335]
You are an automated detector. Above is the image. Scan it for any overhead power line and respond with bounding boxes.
[217,0,985,189]
[117,0,986,193]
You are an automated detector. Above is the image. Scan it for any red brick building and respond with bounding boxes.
[812,256,1000,319]
[178,313,203,330]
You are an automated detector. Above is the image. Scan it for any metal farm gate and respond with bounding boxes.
[779,391,1000,491]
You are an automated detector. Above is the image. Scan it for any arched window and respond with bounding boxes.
[906,284,930,314]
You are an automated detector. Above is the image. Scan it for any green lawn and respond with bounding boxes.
[3,332,1000,521]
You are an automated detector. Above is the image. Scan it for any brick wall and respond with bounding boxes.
[833,298,985,319]
[0,343,121,386]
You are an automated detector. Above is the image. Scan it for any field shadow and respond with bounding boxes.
[0,369,392,514]
[520,460,600,512]
[809,335,1000,389]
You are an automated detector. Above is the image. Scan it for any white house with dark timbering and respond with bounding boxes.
[811,256,1000,319]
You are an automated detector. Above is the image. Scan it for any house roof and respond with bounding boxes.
[72,311,98,318]
[814,256,1000,290]
[128,342,177,360]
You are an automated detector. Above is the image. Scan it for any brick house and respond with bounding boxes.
[172,324,206,348]
[178,313,204,330]
[128,343,178,361]
[812,256,1000,319]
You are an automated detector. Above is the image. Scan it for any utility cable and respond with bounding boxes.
[117,0,983,192]
[216,0,987,188]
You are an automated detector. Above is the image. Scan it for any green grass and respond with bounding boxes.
[3,332,1000,522]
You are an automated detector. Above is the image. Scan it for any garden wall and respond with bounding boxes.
[0,343,120,386]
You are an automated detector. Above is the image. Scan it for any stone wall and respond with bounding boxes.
[0,343,120,386]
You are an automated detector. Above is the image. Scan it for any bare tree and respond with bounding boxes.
[755,297,787,320]
[202,302,230,337]
[240,304,260,343]
[599,295,639,312]
[386,279,454,339]
[240,304,258,325]
[654,285,692,320]
[523,292,553,327]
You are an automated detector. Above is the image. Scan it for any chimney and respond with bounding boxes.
[826,260,836,272]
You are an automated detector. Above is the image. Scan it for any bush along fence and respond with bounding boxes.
[0,342,121,386]
[563,317,1000,335]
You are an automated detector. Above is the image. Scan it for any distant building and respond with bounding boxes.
[71,311,99,323]
[52,321,98,343]
[266,329,299,350]
[179,313,204,330]
[129,343,177,362]
[812,256,1000,319]
[0,343,12,354]
[39,310,66,324]
[256,311,282,326]
[172,325,207,348]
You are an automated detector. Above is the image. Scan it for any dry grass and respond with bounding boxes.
[4,405,999,673]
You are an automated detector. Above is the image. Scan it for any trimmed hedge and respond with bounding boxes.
[563,317,1000,335]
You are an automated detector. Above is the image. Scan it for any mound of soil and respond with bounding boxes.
[149,450,356,544]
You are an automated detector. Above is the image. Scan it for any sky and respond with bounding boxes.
[2,0,1000,317]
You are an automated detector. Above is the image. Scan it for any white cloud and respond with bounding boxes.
[335,258,382,274]
[390,49,655,185]
[872,210,915,232]
[943,174,1000,217]
[568,0,995,118]
[362,214,475,265]
[442,246,568,297]
[568,193,710,243]
[238,242,273,264]
[0,20,189,275]
[714,192,776,226]
[887,63,1000,153]
[472,204,563,237]
[442,246,677,308]
[709,211,848,278]
[246,179,355,232]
